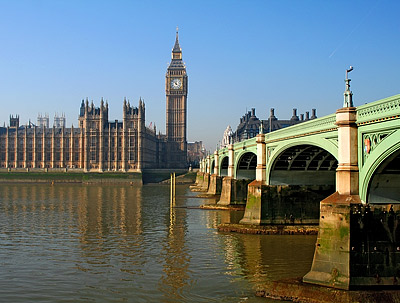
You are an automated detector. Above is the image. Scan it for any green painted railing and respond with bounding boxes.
[265,114,337,143]
[356,94,400,124]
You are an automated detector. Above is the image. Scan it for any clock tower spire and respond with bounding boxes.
[166,28,188,168]
[172,27,182,60]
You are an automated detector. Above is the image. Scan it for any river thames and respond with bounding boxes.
[0,183,316,302]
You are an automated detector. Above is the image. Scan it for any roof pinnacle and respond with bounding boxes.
[173,26,181,53]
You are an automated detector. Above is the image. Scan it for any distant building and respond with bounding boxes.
[230,107,317,143]
[221,125,233,148]
[187,141,206,168]
[37,114,49,128]
[53,113,66,128]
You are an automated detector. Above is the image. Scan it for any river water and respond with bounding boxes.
[0,183,317,302]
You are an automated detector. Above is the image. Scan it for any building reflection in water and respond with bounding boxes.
[75,184,145,276]
[158,186,191,303]
[0,183,316,302]
[0,184,145,276]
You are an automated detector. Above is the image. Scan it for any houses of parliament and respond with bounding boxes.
[0,31,188,171]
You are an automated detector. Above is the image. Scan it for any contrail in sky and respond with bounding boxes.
[329,0,380,59]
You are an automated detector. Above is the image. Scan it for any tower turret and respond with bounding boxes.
[9,115,19,129]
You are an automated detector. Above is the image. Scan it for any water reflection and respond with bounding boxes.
[158,196,191,303]
[74,185,146,277]
[204,208,316,291]
[0,184,315,303]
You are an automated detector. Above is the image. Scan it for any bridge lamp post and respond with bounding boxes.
[343,66,353,108]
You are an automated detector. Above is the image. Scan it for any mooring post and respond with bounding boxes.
[170,173,173,205]
[173,172,176,203]
[170,172,176,206]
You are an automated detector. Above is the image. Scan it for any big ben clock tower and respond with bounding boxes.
[166,28,188,168]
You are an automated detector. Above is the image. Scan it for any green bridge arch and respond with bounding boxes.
[219,155,229,176]
[266,137,338,185]
[359,129,400,202]
[235,151,257,180]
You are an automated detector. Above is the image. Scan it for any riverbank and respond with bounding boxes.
[159,171,197,184]
[0,169,194,184]
[200,204,245,211]
[218,223,318,235]
[255,277,400,303]
[0,171,143,184]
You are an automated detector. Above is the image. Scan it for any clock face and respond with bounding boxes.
[171,78,182,90]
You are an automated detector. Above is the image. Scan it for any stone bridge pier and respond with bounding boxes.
[218,143,252,205]
[239,130,334,225]
[193,144,254,204]
[303,105,361,289]
[239,131,269,224]
[191,155,211,192]
[207,150,223,195]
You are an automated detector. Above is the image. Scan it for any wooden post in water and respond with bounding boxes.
[173,172,176,204]
[170,173,173,206]
[170,172,176,206]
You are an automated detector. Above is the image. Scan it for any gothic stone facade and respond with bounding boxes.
[0,31,187,171]
[0,99,164,171]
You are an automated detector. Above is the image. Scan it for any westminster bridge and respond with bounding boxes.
[198,92,400,206]
[194,84,400,290]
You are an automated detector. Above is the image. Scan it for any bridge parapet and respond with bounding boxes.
[217,146,228,156]
[232,137,257,151]
[266,113,337,143]
[356,94,400,125]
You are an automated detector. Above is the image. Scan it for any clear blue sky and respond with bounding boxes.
[0,0,399,151]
